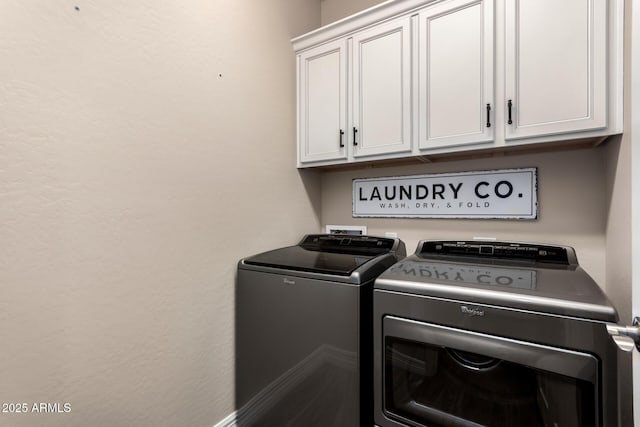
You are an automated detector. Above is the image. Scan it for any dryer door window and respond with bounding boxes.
[382,316,598,427]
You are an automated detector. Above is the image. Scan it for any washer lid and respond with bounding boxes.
[375,241,617,322]
[243,234,403,277]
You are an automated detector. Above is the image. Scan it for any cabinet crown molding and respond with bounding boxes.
[291,0,437,52]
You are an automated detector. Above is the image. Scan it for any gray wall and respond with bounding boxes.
[322,149,609,287]
[321,0,385,25]
[0,1,321,426]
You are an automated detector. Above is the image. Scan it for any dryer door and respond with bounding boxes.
[380,316,599,427]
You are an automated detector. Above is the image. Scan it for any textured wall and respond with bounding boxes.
[320,149,610,288]
[603,0,634,325]
[321,0,385,25]
[0,1,320,426]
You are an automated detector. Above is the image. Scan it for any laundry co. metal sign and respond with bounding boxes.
[353,168,538,219]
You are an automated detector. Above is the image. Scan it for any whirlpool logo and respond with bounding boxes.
[460,306,485,317]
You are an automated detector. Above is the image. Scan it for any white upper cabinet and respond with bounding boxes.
[418,0,494,149]
[297,39,347,165]
[297,16,412,167]
[351,16,412,158]
[292,0,622,168]
[504,0,607,140]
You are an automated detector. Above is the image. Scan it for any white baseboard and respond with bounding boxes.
[213,410,237,427]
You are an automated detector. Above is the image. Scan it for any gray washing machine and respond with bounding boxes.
[236,234,405,427]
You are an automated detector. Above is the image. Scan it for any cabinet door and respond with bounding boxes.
[351,16,412,159]
[298,39,347,164]
[505,0,607,140]
[418,0,494,150]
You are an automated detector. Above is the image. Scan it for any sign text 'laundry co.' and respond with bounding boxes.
[352,168,538,219]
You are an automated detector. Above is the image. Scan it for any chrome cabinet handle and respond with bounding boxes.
[607,317,640,352]
[507,99,513,125]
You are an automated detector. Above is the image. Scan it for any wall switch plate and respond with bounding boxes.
[325,225,367,235]
[473,236,497,241]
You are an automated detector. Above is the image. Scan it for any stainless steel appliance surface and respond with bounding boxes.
[373,240,625,427]
[236,234,406,427]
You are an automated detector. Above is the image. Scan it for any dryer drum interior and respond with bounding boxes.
[383,321,597,427]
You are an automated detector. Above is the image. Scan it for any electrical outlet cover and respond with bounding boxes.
[325,225,367,235]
